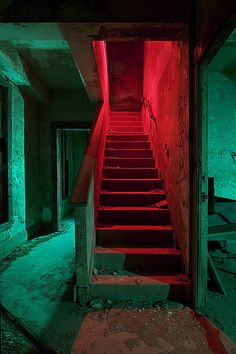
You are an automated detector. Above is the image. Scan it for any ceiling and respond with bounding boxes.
[8,40,85,90]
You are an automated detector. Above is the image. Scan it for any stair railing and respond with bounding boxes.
[141,97,161,178]
[71,102,108,303]
[141,96,156,123]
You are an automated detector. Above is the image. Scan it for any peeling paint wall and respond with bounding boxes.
[107,41,143,111]
[39,90,94,226]
[0,83,27,260]
[23,93,41,238]
[143,40,189,273]
[208,72,236,200]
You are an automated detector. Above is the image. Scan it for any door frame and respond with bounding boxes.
[51,121,90,232]
[192,18,236,309]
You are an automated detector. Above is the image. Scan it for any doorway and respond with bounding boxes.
[51,122,90,231]
[197,25,236,336]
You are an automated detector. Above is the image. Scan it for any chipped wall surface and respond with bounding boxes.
[143,40,189,273]
[0,84,27,260]
[39,90,94,224]
[107,41,143,111]
[23,93,41,237]
[208,72,236,200]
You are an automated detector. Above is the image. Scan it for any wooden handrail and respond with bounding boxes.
[141,96,156,121]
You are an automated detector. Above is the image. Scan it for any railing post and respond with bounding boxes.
[74,203,90,303]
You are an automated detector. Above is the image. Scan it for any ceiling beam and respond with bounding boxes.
[0,41,49,103]
[66,39,102,103]
[61,23,185,41]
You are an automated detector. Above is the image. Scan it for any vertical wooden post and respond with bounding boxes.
[196,65,209,308]
[208,177,215,214]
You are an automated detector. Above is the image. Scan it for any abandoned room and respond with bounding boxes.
[0,0,236,353]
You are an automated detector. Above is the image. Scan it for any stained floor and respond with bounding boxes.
[0,217,236,354]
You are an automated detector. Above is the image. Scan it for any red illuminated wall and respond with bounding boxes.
[143,40,189,273]
[107,41,143,111]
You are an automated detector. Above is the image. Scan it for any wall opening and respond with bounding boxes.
[53,127,90,230]
[198,26,236,331]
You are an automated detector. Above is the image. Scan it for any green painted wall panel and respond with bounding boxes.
[208,72,236,200]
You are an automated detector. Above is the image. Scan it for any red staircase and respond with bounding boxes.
[91,111,189,303]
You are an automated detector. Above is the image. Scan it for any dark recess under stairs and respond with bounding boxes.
[91,111,189,303]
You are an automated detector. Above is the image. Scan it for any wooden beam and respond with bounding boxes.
[208,230,236,241]
[61,22,185,41]
[208,252,226,296]
[209,223,236,235]
[0,41,28,85]
[67,39,102,103]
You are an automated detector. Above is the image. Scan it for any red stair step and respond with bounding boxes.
[109,116,142,121]
[90,274,189,302]
[101,178,163,191]
[99,191,166,206]
[94,247,182,271]
[110,111,141,117]
[109,121,142,127]
[103,167,158,179]
[108,126,144,133]
[97,206,170,225]
[105,149,153,158]
[105,141,150,149]
[104,157,155,168]
[96,225,174,247]
[107,134,148,141]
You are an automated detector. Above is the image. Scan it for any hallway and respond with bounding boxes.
[1,220,235,353]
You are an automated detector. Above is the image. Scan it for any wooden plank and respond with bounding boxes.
[195,65,209,308]
[208,252,227,296]
[208,223,236,234]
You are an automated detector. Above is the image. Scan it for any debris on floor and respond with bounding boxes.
[71,307,236,354]
[0,216,235,353]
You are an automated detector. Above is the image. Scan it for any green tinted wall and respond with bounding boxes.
[208,72,236,200]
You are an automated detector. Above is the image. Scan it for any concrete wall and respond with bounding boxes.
[208,72,236,200]
[0,82,27,260]
[107,41,143,111]
[23,93,41,238]
[143,40,189,272]
[39,90,94,225]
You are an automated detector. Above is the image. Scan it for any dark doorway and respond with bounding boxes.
[51,122,90,231]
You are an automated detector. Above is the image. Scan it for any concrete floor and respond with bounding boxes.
[1,217,236,354]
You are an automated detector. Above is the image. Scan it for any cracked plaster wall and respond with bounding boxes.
[143,40,189,273]
[107,41,143,111]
